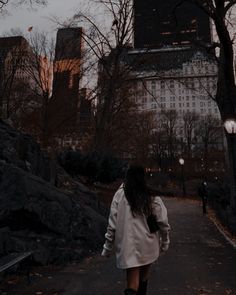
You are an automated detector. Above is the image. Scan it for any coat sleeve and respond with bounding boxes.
[153,197,171,251]
[101,190,119,256]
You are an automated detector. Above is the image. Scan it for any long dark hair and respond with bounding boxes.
[124,164,152,216]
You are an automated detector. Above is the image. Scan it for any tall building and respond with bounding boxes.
[127,47,218,117]
[0,36,38,119]
[77,88,92,134]
[50,27,83,135]
[133,0,212,49]
[125,47,222,149]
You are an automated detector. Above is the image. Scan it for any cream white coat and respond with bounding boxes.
[102,186,170,269]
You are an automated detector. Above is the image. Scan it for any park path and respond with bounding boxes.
[2,197,236,295]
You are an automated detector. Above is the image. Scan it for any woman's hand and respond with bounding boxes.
[101,248,111,257]
[161,243,169,252]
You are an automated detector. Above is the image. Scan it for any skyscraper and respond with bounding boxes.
[0,36,38,119]
[133,0,212,49]
[51,28,83,135]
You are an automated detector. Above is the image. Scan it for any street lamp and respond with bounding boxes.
[224,118,236,209]
[179,158,186,197]
[224,118,236,134]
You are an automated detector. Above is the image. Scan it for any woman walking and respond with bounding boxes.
[101,164,170,295]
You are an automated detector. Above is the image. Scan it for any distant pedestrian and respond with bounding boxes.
[198,181,208,214]
[101,164,170,295]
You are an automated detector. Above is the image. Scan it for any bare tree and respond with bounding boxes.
[158,109,179,169]
[23,30,88,147]
[195,114,223,173]
[183,111,200,158]
[131,110,157,165]
[151,129,169,170]
[72,0,135,151]
[19,31,55,146]
[0,0,46,10]
[0,36,34,120]
[175,0,236,207]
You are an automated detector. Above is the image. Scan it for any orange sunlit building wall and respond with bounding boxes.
[50,27,83,135]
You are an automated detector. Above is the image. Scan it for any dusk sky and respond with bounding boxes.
[0,0,106,37]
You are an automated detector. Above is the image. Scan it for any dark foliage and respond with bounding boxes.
[58,149,126,184]
[207,182,230,210]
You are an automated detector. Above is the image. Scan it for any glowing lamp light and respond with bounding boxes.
[179,158,185,165]
[224,119,236,134]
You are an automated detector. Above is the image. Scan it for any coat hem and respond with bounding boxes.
[116,257,158,270]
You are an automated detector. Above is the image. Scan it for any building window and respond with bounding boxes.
[152,103,157,109]
[150,89,155,95]
[170,80,174,89]
[160,97,165,102]
[141,89,146,96]
[161,80,165,89]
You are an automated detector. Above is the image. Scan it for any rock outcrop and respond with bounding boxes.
[0,120,107,264]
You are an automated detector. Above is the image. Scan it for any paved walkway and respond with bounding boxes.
[1,198,236,295]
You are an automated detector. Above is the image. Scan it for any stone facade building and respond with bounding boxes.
[129,47,219,118]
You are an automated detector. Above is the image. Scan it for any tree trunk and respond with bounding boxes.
[225,133,236,210]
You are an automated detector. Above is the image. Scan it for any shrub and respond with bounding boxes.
[58,149,126,184]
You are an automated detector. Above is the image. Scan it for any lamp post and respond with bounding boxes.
[224,118,236,209]
[179,158,186,197]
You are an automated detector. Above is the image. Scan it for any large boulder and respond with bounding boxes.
[0,119,54,183]
[0,121,107,265]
